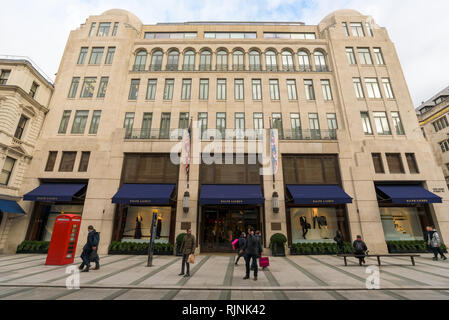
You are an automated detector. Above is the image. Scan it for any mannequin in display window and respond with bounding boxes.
[134,215,143,239]
[312,209,319,229]
[299,215,310,239]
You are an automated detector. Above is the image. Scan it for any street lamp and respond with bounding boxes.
[183,191,190,213]
[272,191,279,213]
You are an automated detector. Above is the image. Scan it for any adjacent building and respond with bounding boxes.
[6,8,449,255]
[0,57,53,253]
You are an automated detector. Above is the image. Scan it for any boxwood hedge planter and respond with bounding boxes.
[269,233,287,257]
[290,242,352,256]
[387,240,447,254]
[16,241,50,254]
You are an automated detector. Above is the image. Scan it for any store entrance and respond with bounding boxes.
[201,206,261,253]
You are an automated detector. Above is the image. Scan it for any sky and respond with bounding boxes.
[1,0,448,106]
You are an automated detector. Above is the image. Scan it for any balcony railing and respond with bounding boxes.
[232,64,245,71]
[249,64,261,71]
[132,64,146,71]
[165,64,179,71]
[298,65,312,72]
[149,64,162,71]
[282,65,295,72]
[281,129,337,141]
[315,65,330,72]
[216,64,228,71]
[125,128,185,140]
[183,64,195,71]
[199,64,212,71]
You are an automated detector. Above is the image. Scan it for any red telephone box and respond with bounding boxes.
[45,214,82,266]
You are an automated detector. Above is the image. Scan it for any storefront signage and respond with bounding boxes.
[129,199,152,204]
[36,197,60,201]
[433,188,445,193]
[220,200,244,204]
[405,199,428,203]
[312,200,335,204]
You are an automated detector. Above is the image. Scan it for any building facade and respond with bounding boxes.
[8,9,449,255]
[417,86,449,188]
[0,57,53,253]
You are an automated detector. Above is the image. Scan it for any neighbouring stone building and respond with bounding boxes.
[6,8,449,255]
[0,57,53,253]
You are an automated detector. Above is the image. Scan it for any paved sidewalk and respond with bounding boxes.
[0,253,448,300]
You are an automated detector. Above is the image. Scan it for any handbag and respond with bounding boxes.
[259,257,270,268]
[187,253,195,264]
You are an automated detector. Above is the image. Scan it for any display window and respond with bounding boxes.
[289,207,347,243]
[122,206,171,243]
[41,204,83,241]
[380,207,425,241]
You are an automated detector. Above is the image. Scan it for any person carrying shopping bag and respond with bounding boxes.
[179,228,196,277]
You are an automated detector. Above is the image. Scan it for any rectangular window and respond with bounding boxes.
[29,82,39,98]
[45,151,58,172]
[89,22,96,37]
[327,113,338,130]
[217,79,226,100]
[366,22,374,36]
[14,115,28,140]
[386,153,405,174]
[59,152,77,172]
[272,113,283,139]
[391,111,404,135]
[406,153,419,174]
[181,79,192,100]
[269,79,280,100]
[77,47,88,65]
[309,113,321,139]
[105,47,115,64]
[163,79,174,100]
[235,113,245,139]
[321,80,333,101]
[304,79,315,100]
[160,113,171,139]
[97,77,109,98]
[342,22,349,36]
[0,69,11,84]
[80,77,97,98]
[290,113,301,139]
[361,112,373,135]
[71,110,89,134]
[353,78,365,98]
[89,47,104,65]
[382,78,395,99]
[365,78,382,99]
[252,79,262,100]
[78,152,91,172]
[68,77,80,98]
[146,79,157,100]
[179,113,189,129]
[235,79,244,100]
[372,153,385,174]
[140,113,153,138]
[373,112,391,135]
[254,113,264,131]
[97,22,111,37]
[373,48,385,65]
[358,48,373,65]
[440,140,449,153]
[199,79,209,100]
[432,116,449,132]
[287,80,298,100]
[0,157,16,185]
[128,79,140,100]
[350,22,365,37]
[89,110,101,134]
[58,111,72,134]
[124,112,135,138]
[198,112,208,138]
[346,47,357,64]
[216,112,226,138]
[112,22,119,36]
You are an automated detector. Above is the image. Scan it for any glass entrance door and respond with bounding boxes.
[201,206,261,253]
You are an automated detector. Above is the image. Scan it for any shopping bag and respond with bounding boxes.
[259,257,270,268]
[187,254,195,264]
[232,239,239,250]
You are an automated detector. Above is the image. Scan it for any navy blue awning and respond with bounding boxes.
[287,185,353,205]
[376,185,442,204]
[0,199,25,214]
[23,184,86,202]
[112,184,175,205]
[199,185,264,205]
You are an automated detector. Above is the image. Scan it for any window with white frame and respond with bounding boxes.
[391,111,404,135]
[287,80,298,100]
[382,78,395,99]
[252,79,262,100]
[269,79,280,100]
[199,79,209,100]
[235,79,244,100]
[0,157,16,186]
[361,112,373,135]
[304,79,315,100]
[358,48,373,65]
[346,47,357,64]
[321,80,333,101]
[350,22,365,37]
[163,79,174,100]
[373,48,385,65]
[217,79,226,100]
[373,111,391,135]
[365,78,382,99]
[181,79,192,100]
[353,78,365,98]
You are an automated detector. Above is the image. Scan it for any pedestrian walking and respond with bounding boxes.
[79,225,100,272]
[235,232,246,265]
[428,226,447,261]
[424,226,433,252]
[179,228,196,277]
[255,230,264,270]
[334,230,345,254]
[241,228,262,281]
[353,235,368,266]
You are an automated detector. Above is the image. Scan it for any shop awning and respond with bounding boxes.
[23,184,86,202]
[0,199,25,214]
[199,185,264,205]
[376,185,442,204]
[112,184,176,205]
[287,185,353,205]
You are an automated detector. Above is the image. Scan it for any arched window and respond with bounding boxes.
[166,51,179,70]
[183,50,195,71]
[150,50,163,71]
[233,50,244,71]
[249,51,261,71]
[265,51,278,71]
[281,51,294,71]
[314,51,328,72]
[298,51,311,71]
[216,50,228,70]
[133,51,147,71]
[199,50,212,71]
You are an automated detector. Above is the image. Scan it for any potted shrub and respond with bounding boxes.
[269,233,287,257]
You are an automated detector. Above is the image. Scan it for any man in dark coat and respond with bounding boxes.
[235,232,246,265]
[79,225,100,272]
[241,229,262,281]
[179,228,196,278]
[353,235,368,266]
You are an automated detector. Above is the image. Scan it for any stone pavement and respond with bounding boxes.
[0,253,449,300]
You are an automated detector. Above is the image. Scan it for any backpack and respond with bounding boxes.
[354,241,364,252]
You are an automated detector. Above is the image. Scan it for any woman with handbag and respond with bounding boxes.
[179,228,196,278]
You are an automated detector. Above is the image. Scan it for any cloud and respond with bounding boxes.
[1,0,448,105]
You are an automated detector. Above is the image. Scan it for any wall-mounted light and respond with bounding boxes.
[272,191,279,213]
[183,191,190,213]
